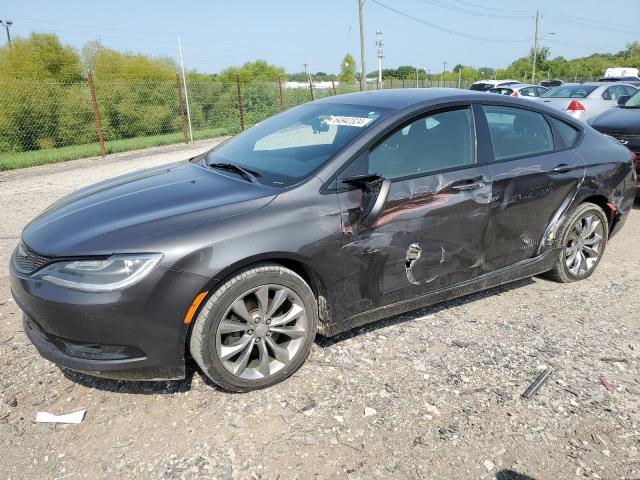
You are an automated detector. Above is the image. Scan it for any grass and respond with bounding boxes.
[0,128,228,171]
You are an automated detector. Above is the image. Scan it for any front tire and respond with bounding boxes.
[545,202,608,283]
[190,263,318,392]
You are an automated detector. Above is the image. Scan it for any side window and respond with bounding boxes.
[624,86,638,96]
[482,105,554,161]
[549,117,580,147]
[368,107,475,180]
[602,85,625,101]
[536,87,549,96]
[520,87,535,97]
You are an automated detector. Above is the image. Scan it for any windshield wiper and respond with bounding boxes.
[208,162,261,184]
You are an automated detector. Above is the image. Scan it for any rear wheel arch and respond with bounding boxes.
[580,194,614,229]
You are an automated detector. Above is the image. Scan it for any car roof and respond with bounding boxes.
[581,82,635,87]
[313,88,566,115]
[313,88,488,110]
[472,79,519,85]
[509,84,539,89]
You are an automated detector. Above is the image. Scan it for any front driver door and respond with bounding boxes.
[335,106,493,320]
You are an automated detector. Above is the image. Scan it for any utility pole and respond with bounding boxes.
[358,0,366,91]
[531,10,539,84]
[375,29,384,88]
[457,66,462,89]
[303,55,315,100]
[442,61,447,87]
[177,36,193,142]
[0,19,12,49]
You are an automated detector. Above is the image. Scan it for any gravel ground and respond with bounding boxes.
[0,142,638,480]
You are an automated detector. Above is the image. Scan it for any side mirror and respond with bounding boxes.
[342,174,391,228]
[617,95,630,106]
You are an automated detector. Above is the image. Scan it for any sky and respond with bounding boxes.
[2,0,639,75]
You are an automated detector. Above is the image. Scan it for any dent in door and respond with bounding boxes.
[340,171,491,307]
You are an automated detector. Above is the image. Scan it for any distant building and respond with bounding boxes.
[284,81,338,90]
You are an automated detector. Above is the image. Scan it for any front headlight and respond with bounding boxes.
[32,253,163,292]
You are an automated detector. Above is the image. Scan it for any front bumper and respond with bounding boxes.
[11,264,208,381]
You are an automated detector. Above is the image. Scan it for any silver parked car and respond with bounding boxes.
[538,82,638,122]
[489,83,549,98]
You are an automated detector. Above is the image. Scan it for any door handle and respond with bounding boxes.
[451,178,485,191]
[551,163,574,173]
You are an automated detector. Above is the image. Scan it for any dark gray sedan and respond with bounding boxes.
[10,89,636,391]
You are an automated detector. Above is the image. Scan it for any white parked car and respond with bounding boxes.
[604,67,639,78]
[537,82,639,122]
[489,83,549,98]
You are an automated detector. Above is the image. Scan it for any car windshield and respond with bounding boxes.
[542,85,598,98]
[624,89,640,107]
[204,103,389,187]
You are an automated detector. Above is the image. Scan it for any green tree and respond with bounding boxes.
[218,59,285,84]
[339,53,356,83]
[0,32,82,82]
[82,41,176,78]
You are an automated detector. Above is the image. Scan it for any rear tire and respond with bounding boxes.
[190,263,318,392]
[544,202,608,283]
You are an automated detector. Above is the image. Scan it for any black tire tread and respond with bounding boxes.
[544,202,608,283]
[189,263,317,392]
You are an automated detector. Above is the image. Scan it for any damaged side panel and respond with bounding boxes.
[336,166,492,320]
[483,149,586,272]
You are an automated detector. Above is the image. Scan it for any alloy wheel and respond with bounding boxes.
[565,213,604,277]
[215,284,309,380]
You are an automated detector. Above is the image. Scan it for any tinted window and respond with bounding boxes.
[369,108,475,180]
[550,117,579,147]
[535,87,549,96]
[471,83,493,91]
[625,89,640,107]
[602,85,628,100]
[519,87,536,97]
[482,105,554,161]
[490,88,513,95]
[542,85,597,98]
[207,103,388,187]
[623,86,638,96]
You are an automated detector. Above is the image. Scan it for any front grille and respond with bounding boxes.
[13,242,53,274]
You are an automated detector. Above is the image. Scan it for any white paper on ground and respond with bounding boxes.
[35,409,86,424]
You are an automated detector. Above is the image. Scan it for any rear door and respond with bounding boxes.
[476,103,585,272]
[335,105,493,319]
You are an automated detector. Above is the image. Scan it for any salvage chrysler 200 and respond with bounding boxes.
[10,89,636,391]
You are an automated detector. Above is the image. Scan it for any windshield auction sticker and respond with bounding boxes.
[324,115,374,127]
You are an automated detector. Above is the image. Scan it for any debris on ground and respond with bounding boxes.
[522,368,552,398]
[600,376,615,394]
[35,410,86,424]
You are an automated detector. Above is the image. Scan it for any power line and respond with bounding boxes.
[543,15,638,35]
[543,10,638,30]
[545,38,620,51]
[415,0,532,19]
[370,0,531,43]
[453,0,534,14]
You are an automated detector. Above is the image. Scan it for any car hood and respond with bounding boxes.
[590,107,640,132]
[22,161,279,257]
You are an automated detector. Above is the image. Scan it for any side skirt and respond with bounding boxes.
[323,248,559,337]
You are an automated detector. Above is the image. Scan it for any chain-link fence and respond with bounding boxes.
[0,73,599,170]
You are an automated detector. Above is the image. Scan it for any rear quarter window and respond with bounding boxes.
[549,117,580,147]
